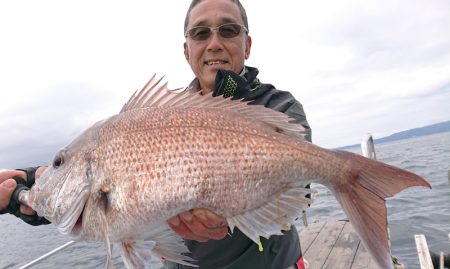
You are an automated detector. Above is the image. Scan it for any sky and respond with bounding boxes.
[0,0,449,168]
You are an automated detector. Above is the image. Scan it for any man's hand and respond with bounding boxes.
[167,208,228,242]
[0,167,46,215]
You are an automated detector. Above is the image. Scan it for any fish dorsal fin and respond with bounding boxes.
[120,75,307,140]
[120,74,178,113]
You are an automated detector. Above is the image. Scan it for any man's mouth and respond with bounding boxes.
[204,60,228,66]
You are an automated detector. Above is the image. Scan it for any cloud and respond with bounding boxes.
[0,83,121,167]
[0,0,449,165]
[247,0,450,147]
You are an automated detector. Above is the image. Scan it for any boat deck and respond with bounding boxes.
[298,220,381,269]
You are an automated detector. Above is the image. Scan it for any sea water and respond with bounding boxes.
[305,131,450,268]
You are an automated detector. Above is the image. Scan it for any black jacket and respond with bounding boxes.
[166,67,311,269]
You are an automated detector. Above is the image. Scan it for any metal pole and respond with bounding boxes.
[361,133,377,160]
[18,241,76,269]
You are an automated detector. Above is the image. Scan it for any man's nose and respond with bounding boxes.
[206,31,224,51]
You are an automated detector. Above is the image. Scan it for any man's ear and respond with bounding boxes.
[184,42,190,61]
[244,35,252,59]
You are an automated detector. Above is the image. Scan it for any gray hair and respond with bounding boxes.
[184,0,249,34]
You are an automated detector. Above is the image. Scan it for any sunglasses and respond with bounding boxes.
[185,23,248,41]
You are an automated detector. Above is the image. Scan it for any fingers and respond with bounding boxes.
[0,179,16,210]
[0,170,26,183]
[180,210,225,241]
[20,204,36,215]
[167,214,210,242]
[189,209,228,240]
[167,209,228,242]
[0,169,36,215]
[192,208,227,229]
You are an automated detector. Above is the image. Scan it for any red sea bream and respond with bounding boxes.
[25,76,431,269]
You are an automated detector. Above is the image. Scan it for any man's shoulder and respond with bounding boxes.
[254,82,295,98]
[244,81,299,108]
[243,66,298,102]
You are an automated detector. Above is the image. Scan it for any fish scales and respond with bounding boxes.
[91,107,318,223]
[76,114,312,245]
[26,77,431,269]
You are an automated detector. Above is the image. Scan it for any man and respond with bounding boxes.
[0,0,312,268]
[168,1,311,268]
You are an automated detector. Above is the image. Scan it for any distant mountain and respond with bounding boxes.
[339,120,450,149]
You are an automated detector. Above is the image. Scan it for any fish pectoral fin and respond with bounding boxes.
[120,224,197,268]
[227,182,315,250]
[104,239,113,269]
[101,210,114,269]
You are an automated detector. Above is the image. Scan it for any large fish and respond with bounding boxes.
[24,76,430,269]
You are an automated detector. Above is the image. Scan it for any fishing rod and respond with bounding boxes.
[18,241,76,269]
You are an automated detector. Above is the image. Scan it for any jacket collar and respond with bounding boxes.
[187,66,260,93]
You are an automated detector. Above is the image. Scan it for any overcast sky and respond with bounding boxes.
[1,0,449,168]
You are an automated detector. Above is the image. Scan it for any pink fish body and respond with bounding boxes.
[27,76,431,269]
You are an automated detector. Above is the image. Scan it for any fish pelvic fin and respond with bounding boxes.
[120,224,197,269]
[227,182,316,248]
[332,150,431,269]
[150,224,197,267]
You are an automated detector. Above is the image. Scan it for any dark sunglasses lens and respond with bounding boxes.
[189,27,212,41]
[219,24,241,38]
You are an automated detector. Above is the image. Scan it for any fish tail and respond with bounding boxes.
[331,150,431,269]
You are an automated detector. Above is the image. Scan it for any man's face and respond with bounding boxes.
[184,0,252,92]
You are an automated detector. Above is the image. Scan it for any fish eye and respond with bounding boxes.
[53,152,65,168]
